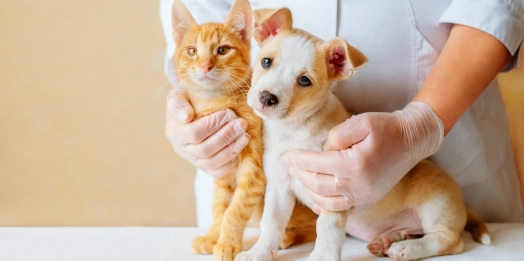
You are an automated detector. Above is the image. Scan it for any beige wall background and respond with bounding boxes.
[0,0,523,226]
[499,52,524,206]
[0,0,196,226]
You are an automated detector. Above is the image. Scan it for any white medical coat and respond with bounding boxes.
[160,0,524,227]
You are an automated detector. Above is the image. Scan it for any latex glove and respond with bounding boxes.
[282,102,444,212]
[165,87,251,178]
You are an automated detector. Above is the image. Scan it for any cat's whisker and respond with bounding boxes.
[221,77,243,107]
[221,74,250,100]
[214,67,251,71]
[158,79,177,92]
[222,72,250,86]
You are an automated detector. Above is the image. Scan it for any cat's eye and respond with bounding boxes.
[187,47,197,56]
[297,75,312,87]
[217,46,231,55]
[261,58,272,69]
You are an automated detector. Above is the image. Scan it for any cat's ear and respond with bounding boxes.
[253,8,292,46]
[323,37,368,81]
[224,0,252,42]
[171,0,197,46]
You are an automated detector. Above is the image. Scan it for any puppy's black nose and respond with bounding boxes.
[260,90,279,107]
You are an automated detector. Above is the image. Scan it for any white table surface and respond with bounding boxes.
[0,224,523,261]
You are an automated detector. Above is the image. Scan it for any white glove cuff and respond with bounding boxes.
[398,102,445,159]
[410,101,444,145]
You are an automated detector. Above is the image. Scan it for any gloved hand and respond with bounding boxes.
[282,102,444,212]
[165,87,250,178]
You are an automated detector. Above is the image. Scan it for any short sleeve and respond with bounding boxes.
[159,0,234,86]
[439,0,524,71]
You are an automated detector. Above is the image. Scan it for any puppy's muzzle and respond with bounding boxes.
[260,90,279,107]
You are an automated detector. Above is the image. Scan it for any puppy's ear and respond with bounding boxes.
[324,37,368,80]
[171,0,197,46]
[253,8,292,46]
[225,0,252,42]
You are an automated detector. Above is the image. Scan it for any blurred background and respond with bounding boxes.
[0,0,195,226]
[0,0,523,226]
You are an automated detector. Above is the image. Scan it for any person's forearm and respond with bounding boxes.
[413,24,511,135]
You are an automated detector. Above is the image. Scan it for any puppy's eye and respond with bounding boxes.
[187,47,197,56]
[297,75,312,87]
[217,46,230,55]
[261,58,272,68]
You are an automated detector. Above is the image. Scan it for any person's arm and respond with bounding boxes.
[414,24,511,135]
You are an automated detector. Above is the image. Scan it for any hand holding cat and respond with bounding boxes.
[282,102,444,212]
[165,87,250,178]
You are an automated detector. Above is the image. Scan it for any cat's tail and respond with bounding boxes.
[465,210,491,245]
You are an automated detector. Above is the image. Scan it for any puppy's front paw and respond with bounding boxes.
[214,242,242,261]
[191,236,216,254]
[234,248,274,261]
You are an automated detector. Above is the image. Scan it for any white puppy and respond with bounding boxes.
[236,7,489,261]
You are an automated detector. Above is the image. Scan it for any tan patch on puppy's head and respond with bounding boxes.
[253,8,293,46]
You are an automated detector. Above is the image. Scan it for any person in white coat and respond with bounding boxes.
[161,0,524,228]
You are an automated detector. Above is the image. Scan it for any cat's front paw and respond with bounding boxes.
[234,248,274,261]
[191,236,216,254]
[214,242,242,261]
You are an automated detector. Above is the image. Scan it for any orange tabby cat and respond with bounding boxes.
[171,0,263,260]
[171,0,317,259]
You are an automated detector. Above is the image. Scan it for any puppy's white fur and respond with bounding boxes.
[237,8,360,261]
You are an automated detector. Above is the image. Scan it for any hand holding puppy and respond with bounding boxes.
[283,102,444,212]
[165,87,250,178]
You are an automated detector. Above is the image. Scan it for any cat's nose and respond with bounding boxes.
[259,91,279,107]
[200,64,214,74]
